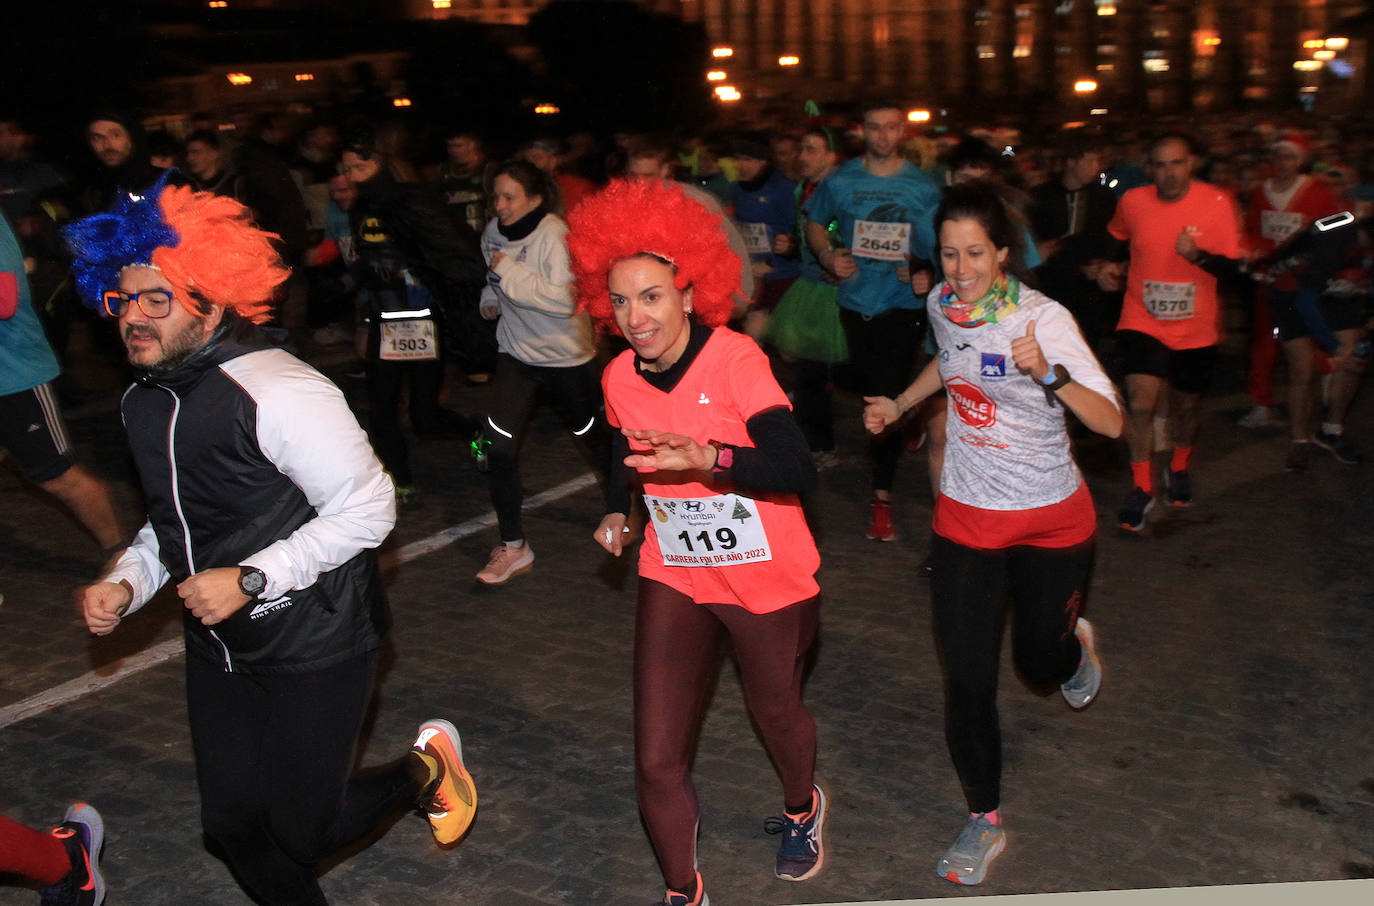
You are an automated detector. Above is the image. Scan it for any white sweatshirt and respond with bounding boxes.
[479,213,596,368]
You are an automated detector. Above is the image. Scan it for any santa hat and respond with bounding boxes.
[1271,131,1312,162]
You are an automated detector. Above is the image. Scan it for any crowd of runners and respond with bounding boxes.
[1,97,1371,905]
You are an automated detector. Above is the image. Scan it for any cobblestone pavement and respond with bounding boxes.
[1,321,1371,905]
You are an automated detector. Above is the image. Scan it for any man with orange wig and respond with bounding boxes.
[63,177,477,904]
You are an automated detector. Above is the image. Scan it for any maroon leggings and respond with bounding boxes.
[0,812,68,885]
[633,578,819,890]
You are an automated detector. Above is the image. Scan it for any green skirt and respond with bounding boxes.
[765,277,849,364]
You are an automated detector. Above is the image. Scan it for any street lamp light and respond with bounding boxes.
[1074,79,1098,93]
[778,55,800,67]
[712,47,733,59]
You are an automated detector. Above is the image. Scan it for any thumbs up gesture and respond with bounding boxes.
[1010,319,1049,382]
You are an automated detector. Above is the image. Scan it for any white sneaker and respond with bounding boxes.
[1237,405,1272,429]
[476,543,534,585]
[1061,618,1102,709]
[937,814,1005,886]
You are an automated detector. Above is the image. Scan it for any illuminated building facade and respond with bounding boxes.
[671,0,1370,113]
[146,1,1372,119]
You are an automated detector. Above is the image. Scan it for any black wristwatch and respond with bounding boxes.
[238,565,267,599]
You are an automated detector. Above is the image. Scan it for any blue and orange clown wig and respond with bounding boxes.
[64,174,289,325]
[566,178,741,332]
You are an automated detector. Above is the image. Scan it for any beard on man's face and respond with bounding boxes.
[123,317,208,372]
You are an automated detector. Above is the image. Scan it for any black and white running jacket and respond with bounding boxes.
[105,313,396,674]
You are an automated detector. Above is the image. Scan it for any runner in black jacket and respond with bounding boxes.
[65,178,477,904]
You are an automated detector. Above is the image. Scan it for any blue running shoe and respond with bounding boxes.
[764,784,827,881]
[656,872,708,906]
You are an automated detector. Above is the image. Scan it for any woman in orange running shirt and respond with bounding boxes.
[568,178,825,906]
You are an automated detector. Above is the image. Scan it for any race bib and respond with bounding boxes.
[379,319,438,361]
[645,493,772,567]
[1260,210,1303,243]
[1142,281,1196,320]
[851,220,910,262]
[738,221,771,255]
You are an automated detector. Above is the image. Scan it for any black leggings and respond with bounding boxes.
[365,358,445,487]
[839,307,925,493]
[187,652,421,906]
[633,578,819,891]
[930,534,1092,814]
[484,353,609,541]
[793,358,835,453]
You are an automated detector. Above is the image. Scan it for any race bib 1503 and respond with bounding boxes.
[379,319,438,361]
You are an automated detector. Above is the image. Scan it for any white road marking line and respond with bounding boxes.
[0,472,599,730]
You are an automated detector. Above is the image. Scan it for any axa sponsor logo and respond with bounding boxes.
[248,595,294,620]
[946,377,997,429]
[980,353,1007,379]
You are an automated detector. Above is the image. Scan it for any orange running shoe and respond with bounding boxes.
[412,719,477,845]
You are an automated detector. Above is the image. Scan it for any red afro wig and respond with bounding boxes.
[152,185,289,325]
[566,179,741,333]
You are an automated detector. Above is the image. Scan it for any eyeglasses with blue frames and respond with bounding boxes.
[101,289,175,319]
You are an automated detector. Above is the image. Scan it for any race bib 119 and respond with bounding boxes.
[646,493,772,567]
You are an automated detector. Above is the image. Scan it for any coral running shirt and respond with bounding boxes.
[603,328,820,613]
[1109,181,1241,350]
